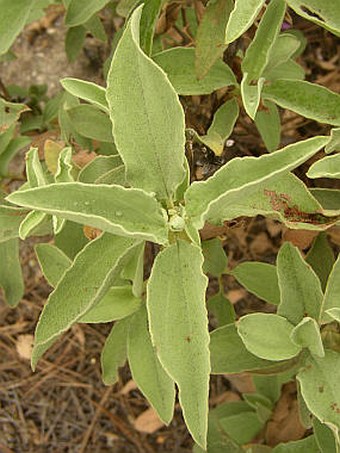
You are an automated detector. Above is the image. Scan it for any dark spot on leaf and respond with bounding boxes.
[185,336,191,343]
[5,106,10,113]
[300,6,324,22]
[318,386,324,393]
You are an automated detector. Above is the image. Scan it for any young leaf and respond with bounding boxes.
[237,313,302,361]
[231,262,280,305]
[128,306,175,424]
[153,48,237,96]
[0,238,24,307]
[277,242,324,324]
[264,80,340,126]
[291,317,325,358]
[287,0,340,37]
[195,0,234,79]
[147,239,210,448]
[31,234,138,369]
[325,128,340,153]
[0,0,36,55]
[140,0,163,55]
[320,254,340,323]
[225,0,266,44]
[61,78,109,112]
[6,182,169,245]
[0,205,28,242]
[307,154,340,179]
[297,350,340,441]
[202,238,228,276]
[65,0,110,27]
[106,6,185,201]
[19,210,47,240]
[66,105,114,142]
[255,101,281,152]
[272,435,320,452]
[35,243,72,287]
[210,324,280,374]
[306,233,335,291]
[241,0,286,82]
[80,286,141,323]
[25,147,47,188]
[185,136,329,228]
[101,318,129,385]
[198,98,239,156]
[241,74,265,119]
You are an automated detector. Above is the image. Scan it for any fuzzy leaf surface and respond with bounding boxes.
[225,0,266,44]
[65,0,110,26]
[291,317,325,358]
[307,154,340,179]
[320,254,340,322]
[106,6,185,201]
[101,318,129,385]
[61,78,108,112]
[7,183,168,244]
[31,234,138,369]
[147,239,210,448]
[0,239,24,307]
[35,243,72,287]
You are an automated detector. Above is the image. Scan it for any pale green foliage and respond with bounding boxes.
[255,100,281,152]
[61,78,109,112]
[0,239,24,306]
[106,5,185,201]
[65,0,110,27]
[291,317,325,358]
[320,254,340,322]
[147,239,210,447]
[35,243,71,287]
[101,318,129,385]
[307,154,340,179]
[202,238,228,276]
[225,0,266,44]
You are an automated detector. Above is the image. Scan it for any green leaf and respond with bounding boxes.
[291,317,325,358]
[264,59,305,82]
[263,80,340,126]
[153,47,237,96]
[255,101,281,152]
[85,14,106,41]
[287,0,340,37]
[320,254,340,323]
[19,210,47,240]
[198,98,239,156]
[237,313,302,361]
[241,0,286,82]
[313,418,339,453]
[326,128,340,153]
[231,261,280,305]
[185,136,329,228]
[219,411,263,445]
[241,74,265,119]
[195,0,234,79]
[55,221,89,260]
[65,0,110,26]
[326,308,340,323]
[25,147,47,188]
[6,182,169,245]
[61,78,109,112]
[0,136,31,177]
[272,435,320,452]
[0,99,28,131]
[208,292,235,327]
[78,155,123,183]
[121,241,145,298]
[310,189,340,216]
[80,286,141,323]
[265,32,303,72]
[147,239,210,448]
[106,6,185,201]
[101,318,129,385]
[277,242,324,324]
[225,0,266,44]
[0,238,24,306]
[35,243,72,287]
[66,105,114,142]
[31,233,138,369]
[0,0,36,55]
[202,238,228,276]
[0,205,28,242]
[297,350,340,441]
[140,0,163,55]
[128,306,175,423]
[65,25,86,62]
[210,324,279,374]
[306,233,335,291]
[307,154,340,179]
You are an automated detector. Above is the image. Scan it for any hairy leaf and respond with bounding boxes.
[291,317,325,358]
[0,238,24,307]
[241,74,265,119]
[0,205,28,242]
[185,136,329,228]
[202,238,228,276]
[195,0,234,79]
[31,234,138,369]
[101,318,129,385]
[7,183,168,245]
[153,48,236,96]
[313,418,339,453]
[277,242,323,324]
[106,6,185,201]
[147,239,210,448]
[65,0,110,26]
[255,101,281,152]
[237,313,302,361]
[225,0,266,44]
[306,233,335,291]
[35,243,72,287]
[128,306,175,423]
[66,105,113,142]
[61,78,108,112]
[307,154,340,179]
[78,155,123,183]
[140,0,163,55]
[273,435,320,452]
[264,80,340,126]
[320,254,340,323]
[231,262,280,305]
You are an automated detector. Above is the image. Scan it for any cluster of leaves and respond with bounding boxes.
[1,0,340,451]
